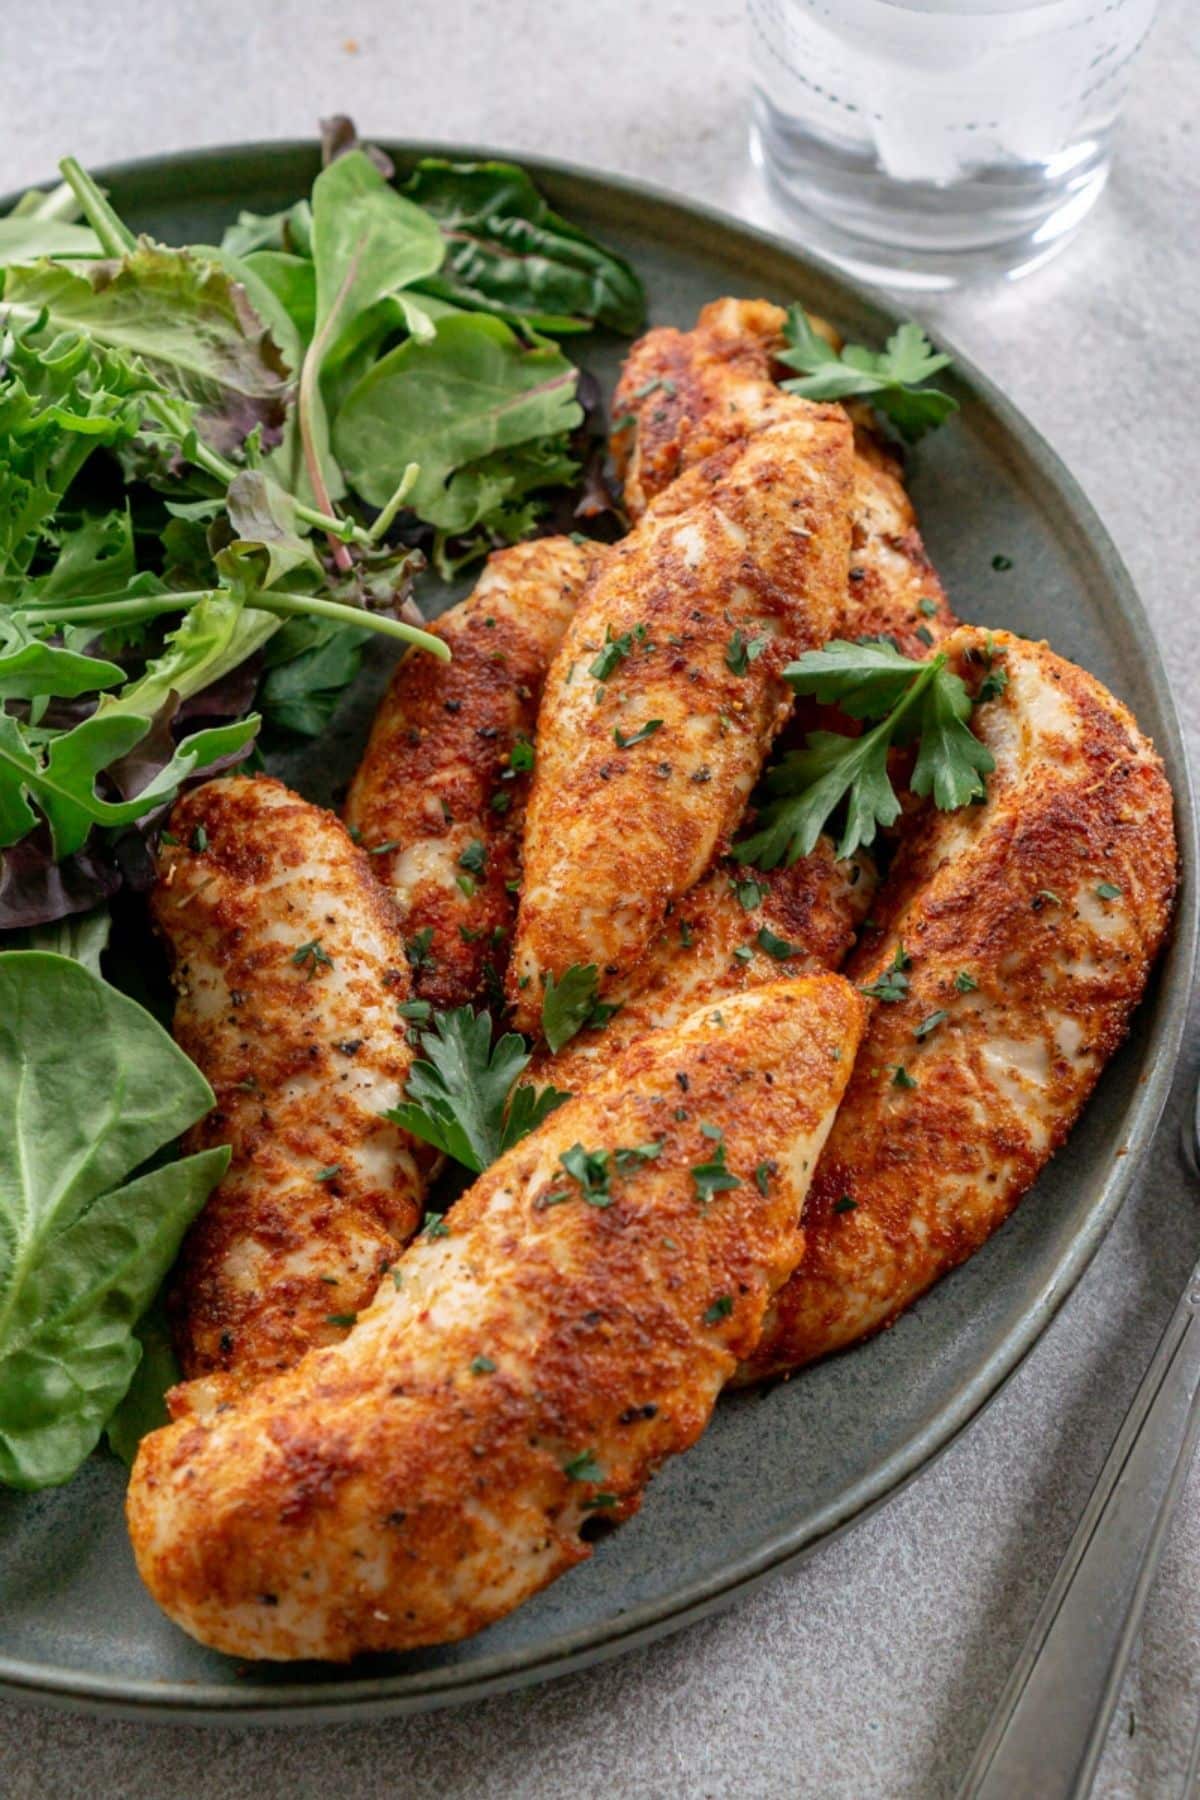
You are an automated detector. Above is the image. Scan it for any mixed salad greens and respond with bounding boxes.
[0,123,642,1487]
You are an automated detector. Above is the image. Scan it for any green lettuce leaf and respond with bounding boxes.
[0,952,225,1489]
[334,313,581,526]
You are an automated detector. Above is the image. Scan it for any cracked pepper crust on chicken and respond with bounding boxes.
[508,409,855,1028]
[127,976,865,1661]
[612,296,956,656]
[150,776,424,1415]
[526,839,874,1093]
[739,629,1177,1383]
[344,537,600,1010]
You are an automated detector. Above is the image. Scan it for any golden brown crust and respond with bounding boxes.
[527,840,875,1092]
[127,976,866,1661]
[509,408,855,1028]
[738,630,1178,1382]
[344,537,599,1010]
[612,297,955,656]
[149,776,424,1410]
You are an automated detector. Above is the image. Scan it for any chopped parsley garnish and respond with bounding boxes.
[679,919,694,949]
[1096,881,1123,900]
[860,943,911,1003]
[1033,889,1062,909]
[776,308,957,442]
[915,625,934,648]
[833,1195,858,1214]
[918,598,938,618]
[509,737,535,773]
[733,944,753,964]
[691,1138,743,1202]
[755,1160,776,1195]
[589,625,636,682]
[954,970,979,993]
[367,838,403,855]
[991,553,1013,572]
[397,999,432,1022]
[614,719,663,749]
[735,877,765,911]
[892,1065,918,1089]
[291,938,333,978]
[470,1355,497,1375]
[733,640,993,868]
[189,824,209,853]
[726,628,769,676]
[560,1143,612,1206]
[490,789,512,814]
[702,1294,734,1326]
[756,926,799,960]
[458,840,487,875]
[563,1449,605,1482]
[977,666,1009,704]
[385,1006,569,1173]
[420,1212,450,1239]
[914,1009,948,1040]
[314,1165,342,1182]
[614,1142,663,1173]
[404,927,436,972]
[456,874,476,898]
[325,1312,357,1327]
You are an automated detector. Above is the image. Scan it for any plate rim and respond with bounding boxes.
[1,135,1195,1725]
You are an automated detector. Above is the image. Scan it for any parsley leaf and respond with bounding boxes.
[860,944,911,1003]
[541,961,613,1053]
[614,718,663,749]
[734,643,993,868]
[385,1006,569,1173]
[589,625,634,682]
[725,628,769,676]
[777,308,957,443]
[692,1138,743,1202]
[559,1142,613,1206]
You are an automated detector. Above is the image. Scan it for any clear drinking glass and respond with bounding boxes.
[747,0,1162,289]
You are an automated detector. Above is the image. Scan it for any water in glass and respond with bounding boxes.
[748,0,1161,287]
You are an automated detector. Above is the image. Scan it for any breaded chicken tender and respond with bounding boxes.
[509,409,855,1029]
[127,975,865,1661]
[612,296,955,656]
[527,839,874,1093]
[739,629,1177,1382]
[150,777,423,1415]
[345,537,600,1010]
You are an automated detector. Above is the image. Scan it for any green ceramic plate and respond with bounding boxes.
[0,141,1194,1724]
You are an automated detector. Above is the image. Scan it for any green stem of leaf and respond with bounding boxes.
[57,157,136,257]
[296,260,360,573]
[15,587,451,660]
[367,462,421,544]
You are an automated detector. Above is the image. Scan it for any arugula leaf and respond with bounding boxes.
[334,313,582,527]
[541,962,603,1054]
[777,308,957,443]
[402,158,646,335]
[0,952,226,1489]
[735,646,993,867]
[385,1006,569,1173]
[0,708,259,858]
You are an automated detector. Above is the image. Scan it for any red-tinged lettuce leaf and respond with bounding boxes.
[0,243,291,455]
[0,826,120,930]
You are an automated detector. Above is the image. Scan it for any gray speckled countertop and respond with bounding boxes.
[1,3,1197,1793]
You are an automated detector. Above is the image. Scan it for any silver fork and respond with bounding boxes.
[960,1078,1200,1800]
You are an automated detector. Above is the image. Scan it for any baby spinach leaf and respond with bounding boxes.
[309,150,445,366]
[403,158,646,334]
[104,1295,179,1466]
[0,952,225,1489]
[334,313,581,524]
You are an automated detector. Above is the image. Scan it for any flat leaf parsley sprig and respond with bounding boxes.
[734,638,998,870]
[776,307,956,443]
[385,1005,570,1175]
